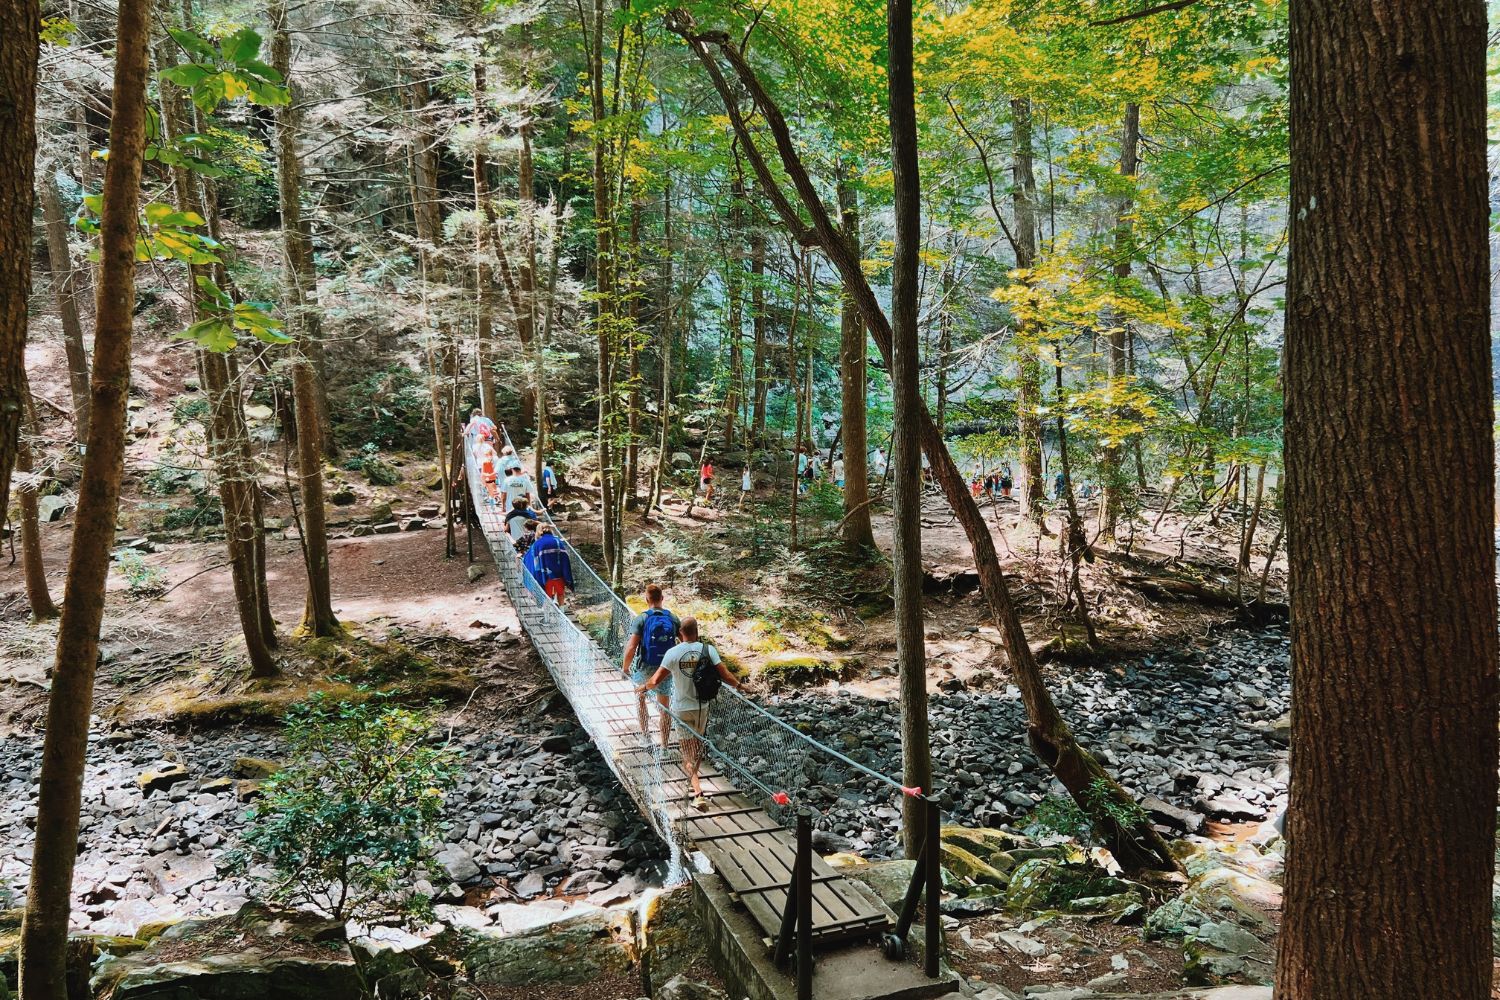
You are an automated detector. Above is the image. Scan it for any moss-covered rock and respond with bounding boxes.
[938,843,1010,889]
[1002,859,1135,913]
[232,757,280,779]
[757,652,845,686]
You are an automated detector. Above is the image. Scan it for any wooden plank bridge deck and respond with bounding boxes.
[469,495,892,951]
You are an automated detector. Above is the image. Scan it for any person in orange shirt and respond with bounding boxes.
[476,439,500,504]
[699,459,715,504]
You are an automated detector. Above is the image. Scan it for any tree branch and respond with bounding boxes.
[1089,0,1201,27]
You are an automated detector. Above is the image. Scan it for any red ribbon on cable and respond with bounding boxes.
[901,785,923,797]
[771,791,791,806]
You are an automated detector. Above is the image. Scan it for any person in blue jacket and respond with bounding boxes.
[523,525,574,605]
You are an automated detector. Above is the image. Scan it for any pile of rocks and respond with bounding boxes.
[750,627,1292,859]
[0,719,665,937]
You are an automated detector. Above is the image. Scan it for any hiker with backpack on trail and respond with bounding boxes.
[636,615,745,810]
[620,584,681,749]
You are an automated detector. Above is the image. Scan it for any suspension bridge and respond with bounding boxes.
[463,432,959,1000]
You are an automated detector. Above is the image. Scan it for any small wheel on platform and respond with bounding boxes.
[881,933,907,961]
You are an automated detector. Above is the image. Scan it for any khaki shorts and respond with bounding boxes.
[677,707,710,735]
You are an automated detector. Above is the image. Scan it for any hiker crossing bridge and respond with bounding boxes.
[463,432,958,1000]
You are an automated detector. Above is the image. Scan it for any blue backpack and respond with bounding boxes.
[640,608,678,668]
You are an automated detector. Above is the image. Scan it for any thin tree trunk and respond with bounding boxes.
[1238,460,1265,572]
[18,371,58,620]
[750,220,769,439]
[648,183,674,514]
[271,0,336,636]
[19,0,147,989]
[472,64,500,422]
[1099,103,1139,539]
[888,0,931,860]
[836,174,874,551]
[1053,347,1097,648]
[676,23,1174,870]
[40,173,91,440]
[0,0,40,521]
[1011,98,1047,529]
[1276,2,1497,995]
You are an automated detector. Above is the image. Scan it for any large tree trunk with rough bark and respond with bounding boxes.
[40,173,92,440]
[271,0,337,637]
[888,0,930,860]
[1275,2,1497,997]
[675,20,1176,871]
[0,0,40,520]
[19,0,148,990]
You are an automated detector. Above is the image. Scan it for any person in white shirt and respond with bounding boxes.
[832,454,845,488]
[739,466,752,509]
[871,446,888,478]
[504,468,534,508]
[636,616,744,809]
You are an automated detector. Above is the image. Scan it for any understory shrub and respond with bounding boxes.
[234,692,463,921]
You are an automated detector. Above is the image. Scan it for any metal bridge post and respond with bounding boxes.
[924,793,941,978]
[464,478,474,563]
[796,808,813,1000]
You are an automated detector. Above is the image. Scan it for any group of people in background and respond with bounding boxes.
[465,409,575,606]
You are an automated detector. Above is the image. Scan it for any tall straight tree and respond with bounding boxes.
[19,0,151,991]
[1010,98,1046,527]
[836,173,874,552]
[40,171,92,440]
[887,0,930,859]
[271,0,337,637]
[1098,103,1139,538]
[0,0,41,519]
[1276,1,1496,997]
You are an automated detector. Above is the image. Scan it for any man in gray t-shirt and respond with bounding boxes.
[637,615,744,809]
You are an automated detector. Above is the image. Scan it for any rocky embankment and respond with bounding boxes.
[753,627,1291,859]
[0,718,666,936]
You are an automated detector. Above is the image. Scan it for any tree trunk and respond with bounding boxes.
[1276,2,1497,996]
[648,182,674,514]
[472,64,501,422]
[1099,103,1139,539]
[271,0,337,637]
[19,0,147,989]
[40,173,91,440]
[158,33,277,676]
[517,123,539,431]
[1053,347,1097,648]
[722,179,745,451]
[0,0,40,521]
[836,174,874,551]
[677,24,1175,871]
[888,0,931,860]
[18,371,58,620]
[1011,98,1046,528]
[750,220,769,439]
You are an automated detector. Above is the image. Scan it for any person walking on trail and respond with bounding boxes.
[872,445,888,479]
[699,459,715,504]
[505,497,543,543]
[476,438,501,505]
[540,461,559,508]
[523,524,573,604]
[513,518,538,554]
[621,584,681,749]
[832,453,845,489]
[1054,471,1066,499]
[739,465,752,509]
[505,464,535,510]
[637,616,744,810]
[797,447,811,494]
[465,409,497,447]
[1000,463,1013,499]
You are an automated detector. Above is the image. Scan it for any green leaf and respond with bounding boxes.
[238,59,284,83]
[175,318,238,352]
[195,275,234,308]
[160,62,213,88]
[219,27,263,64]
[168,27,217,60]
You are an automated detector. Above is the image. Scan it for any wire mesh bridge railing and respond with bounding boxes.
[461,428,951,990]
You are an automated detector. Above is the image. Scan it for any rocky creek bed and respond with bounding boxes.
[0,626,1290,940]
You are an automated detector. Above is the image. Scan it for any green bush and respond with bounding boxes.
[112,548,165,595]
[234,692,463,921]
[333,366,432,451]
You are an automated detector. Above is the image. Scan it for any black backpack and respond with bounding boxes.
[684,641,723,702]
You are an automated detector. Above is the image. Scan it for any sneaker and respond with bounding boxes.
[691,795,709,812]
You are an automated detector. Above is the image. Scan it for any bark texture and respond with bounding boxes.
[1275,2,1497,997]
[1010,98,1046,525]
[888,0,931,860]
[40,173,92,440]
[271,0,338,637]
[0,0,41,519]
[19,0,150,991]
[836,176,874,551]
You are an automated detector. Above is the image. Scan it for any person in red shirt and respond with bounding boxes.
[700,459,715,504]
